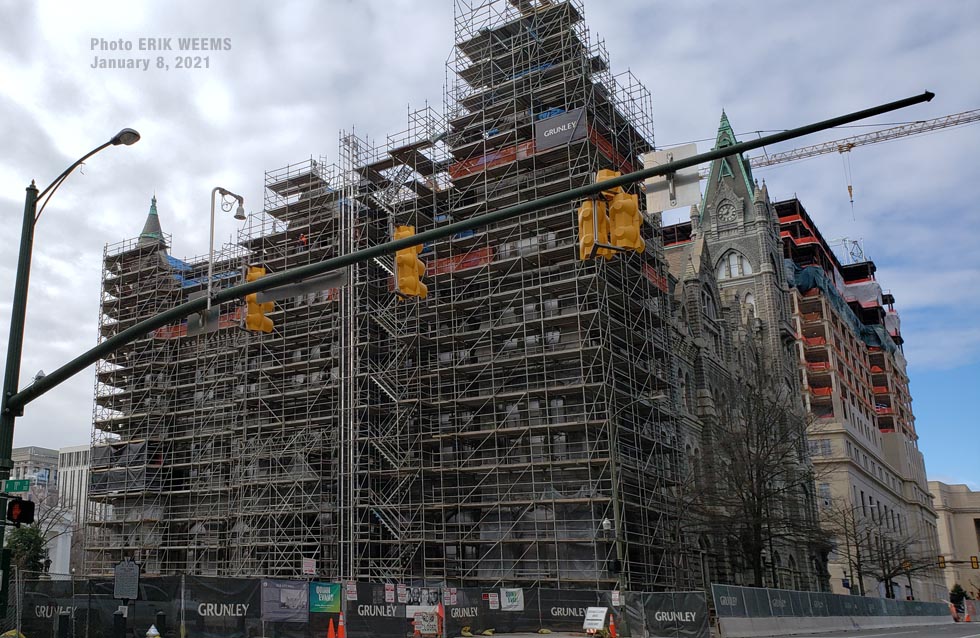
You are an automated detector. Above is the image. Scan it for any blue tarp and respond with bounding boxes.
[164,254,238,289]
[785,259,898,355]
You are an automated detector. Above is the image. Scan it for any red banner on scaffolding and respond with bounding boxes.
[152,307,245,339]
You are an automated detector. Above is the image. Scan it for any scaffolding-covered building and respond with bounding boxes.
[87,0,687,590]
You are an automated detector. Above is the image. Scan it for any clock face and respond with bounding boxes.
[718,202,738,223]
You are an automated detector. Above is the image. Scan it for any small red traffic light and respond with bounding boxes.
[5,498,35,526]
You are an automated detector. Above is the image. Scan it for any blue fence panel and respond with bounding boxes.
[711,584,950,621]
[710,584,747,618]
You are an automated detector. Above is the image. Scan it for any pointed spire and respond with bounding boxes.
[138,195,167,248]
[716,110,736,149]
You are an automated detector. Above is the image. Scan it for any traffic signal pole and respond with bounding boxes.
[3,91,934,420]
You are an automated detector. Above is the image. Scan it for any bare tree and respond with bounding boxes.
[21,486,77,575]
[680,359,828,589]
[821,497,938,598]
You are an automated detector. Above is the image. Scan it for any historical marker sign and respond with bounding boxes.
[113,560,140,600]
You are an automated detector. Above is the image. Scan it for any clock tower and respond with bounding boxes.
[698,111,797,379]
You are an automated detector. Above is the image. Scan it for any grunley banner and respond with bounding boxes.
[533,108,588,151]
[19,577,707,638]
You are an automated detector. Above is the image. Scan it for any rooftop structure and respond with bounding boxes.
[930,481,980,597]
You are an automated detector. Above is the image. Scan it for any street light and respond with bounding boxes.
[207,187,246,310]
[0,127,140,605]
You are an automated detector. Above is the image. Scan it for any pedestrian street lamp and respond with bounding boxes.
[207,187,246,310]
[0,129,141,602]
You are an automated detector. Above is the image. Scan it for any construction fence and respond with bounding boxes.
[711,584,951,638]
[11,578,708,638]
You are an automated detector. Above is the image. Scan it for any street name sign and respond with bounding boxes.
[3,480,29,493]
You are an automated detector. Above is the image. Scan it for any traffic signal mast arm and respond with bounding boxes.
[3,91,935,416]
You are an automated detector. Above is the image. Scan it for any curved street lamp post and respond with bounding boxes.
[0,129,140,602]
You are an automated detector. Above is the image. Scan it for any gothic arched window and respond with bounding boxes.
[717,251,753,280]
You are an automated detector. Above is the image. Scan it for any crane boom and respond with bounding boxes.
[696,108,980,176]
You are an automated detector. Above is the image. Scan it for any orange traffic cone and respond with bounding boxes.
[338,613,347,638]
[608,614,617,638]
[328,618,336,638]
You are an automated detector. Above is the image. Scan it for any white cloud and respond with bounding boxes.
[0,0,978,456]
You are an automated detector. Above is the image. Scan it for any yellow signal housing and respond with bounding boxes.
[244,266,274,333]
[394,225,428,299]
[608,191,645,253]
[577,199,613,261]
[597,169,645,254]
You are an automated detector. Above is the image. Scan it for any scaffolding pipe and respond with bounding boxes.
[7,90,934,414]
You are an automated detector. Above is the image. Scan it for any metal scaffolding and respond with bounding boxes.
[86,0,685,590]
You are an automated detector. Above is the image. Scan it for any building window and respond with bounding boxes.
[808,439,832,457]
[701,287,718,320]
[717,251,754,280]
[817,483,831,507]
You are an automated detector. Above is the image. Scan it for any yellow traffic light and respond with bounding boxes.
[599,169,645,254]
[608,191,645,253]
[577,199,613,261]
[971,555,979,569]
[394,226,428,299]
[938,555,946,569]
[244,266,274,333]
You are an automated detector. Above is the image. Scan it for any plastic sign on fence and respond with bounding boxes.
[309,582,341,614]
[302,557,316,575]
[583,607,608,631]
[500,588,524,611]
[414,611,439,636]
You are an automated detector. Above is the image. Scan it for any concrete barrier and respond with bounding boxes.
[718,613,954,637]
[711,584,953,637]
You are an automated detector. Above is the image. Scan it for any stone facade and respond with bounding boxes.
[661,113,826,591]
[931,481,980,597]
[661,111,944,600]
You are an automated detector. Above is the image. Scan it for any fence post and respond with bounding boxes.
[57,610,70,638]
[113,610,127,638]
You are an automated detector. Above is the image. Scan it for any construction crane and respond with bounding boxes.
[697,108,980,176]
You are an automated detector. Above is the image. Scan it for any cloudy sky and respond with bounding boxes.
[1,1,978,485]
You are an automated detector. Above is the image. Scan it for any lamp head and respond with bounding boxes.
[234,205,247,221]
[110,128,141,146]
